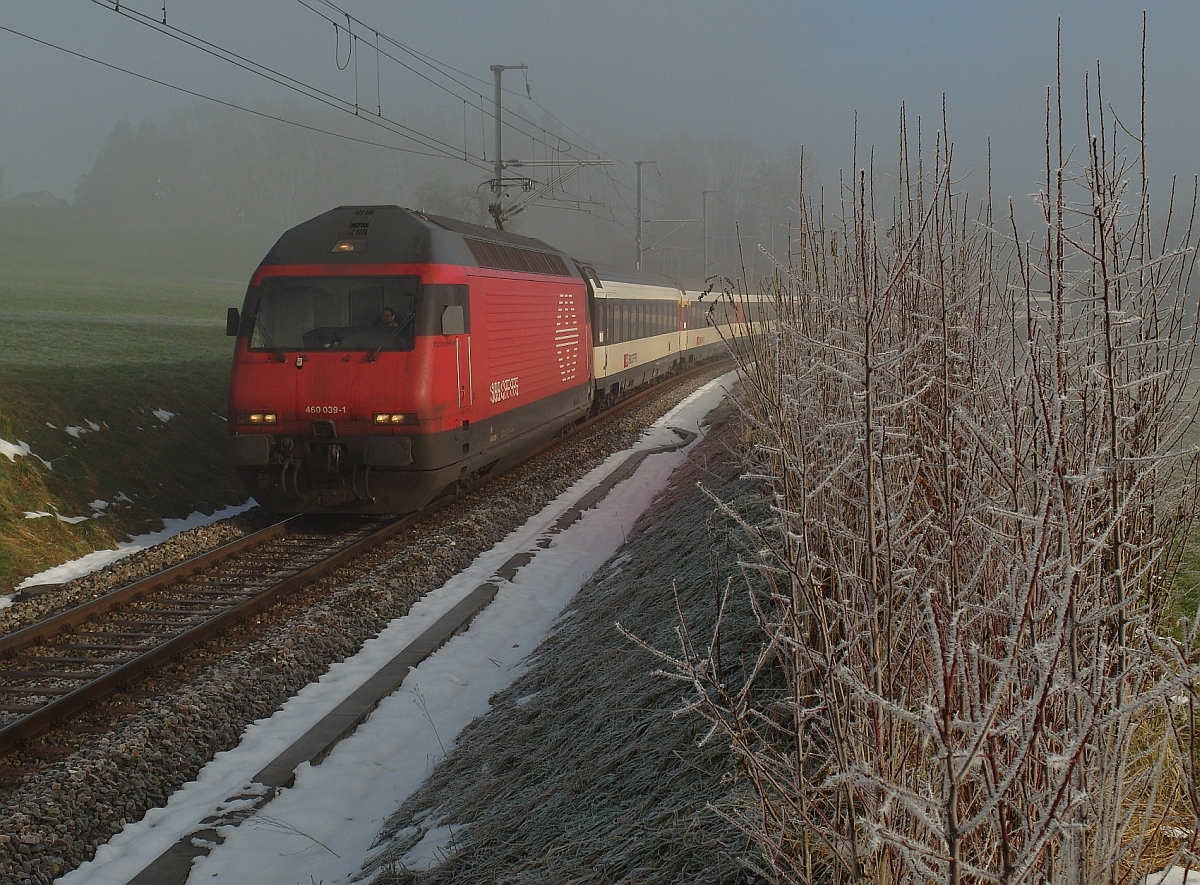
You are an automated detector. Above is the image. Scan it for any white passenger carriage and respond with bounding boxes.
[685,285,774,361]
[578,262,771,408]
[579,263,686,406]
[682,286,730,363]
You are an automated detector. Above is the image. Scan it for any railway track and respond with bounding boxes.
[0,515,416,757]
[0,359,730,760]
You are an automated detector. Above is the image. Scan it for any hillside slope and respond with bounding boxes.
[0,209,262,591]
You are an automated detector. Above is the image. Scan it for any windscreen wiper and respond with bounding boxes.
[253,314,288,363]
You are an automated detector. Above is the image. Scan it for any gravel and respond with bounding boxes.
[0,364,731,884]
[0,510,276,636]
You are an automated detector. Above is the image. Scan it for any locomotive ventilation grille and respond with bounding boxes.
[465,238,570,276]
[556,292,581,384]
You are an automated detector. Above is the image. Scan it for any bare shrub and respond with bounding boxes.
[661,51,1200,885]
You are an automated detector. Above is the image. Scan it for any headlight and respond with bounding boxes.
[238,412,278,425]
[372,412,418,426]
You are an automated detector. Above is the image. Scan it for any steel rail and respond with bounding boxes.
[0,358,730,757]
[0,518,297,659]
[0,513,429,756]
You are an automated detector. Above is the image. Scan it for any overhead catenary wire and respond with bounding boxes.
[100,0,692,225]
[145,0,627,215]
[59,1,698,238]
[84,0,489,167]
[291,0,593,165]
[286,0,688,222]
[0,23,459,161]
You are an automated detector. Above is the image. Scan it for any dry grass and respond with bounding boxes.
[0,225,248,589]
[362,414,768,885]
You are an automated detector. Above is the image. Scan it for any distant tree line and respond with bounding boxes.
[70,101,810,277]
[72,103,485,230]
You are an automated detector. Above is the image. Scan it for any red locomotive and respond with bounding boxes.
[226,205,753,514]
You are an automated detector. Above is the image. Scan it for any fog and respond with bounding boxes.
[2,2,1198,281]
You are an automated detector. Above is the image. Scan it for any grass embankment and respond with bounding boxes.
[0,208,274,591]
[364,416,762,884]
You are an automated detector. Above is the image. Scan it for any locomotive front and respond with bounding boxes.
[226,205,592,514]
[226,206,480,513]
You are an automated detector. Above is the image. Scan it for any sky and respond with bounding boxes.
[55,371,737,885]
[1,2,1197,228]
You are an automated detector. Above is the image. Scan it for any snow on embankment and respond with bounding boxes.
[361,414,763,884]
[57,370,753,885]
[1,501,255,609]
[0,436,51,469]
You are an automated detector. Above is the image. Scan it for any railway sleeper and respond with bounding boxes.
[185,575,274,584]
[108,619,200,629]
[135,608,232,617]
[222,555,322,565]
[184,575,272,582]
[184,573,278,581]
[147,588,261,597]
[0,670,96,680]
[152,670,198,682]
[64,724,113,735]
[153,598,250,606]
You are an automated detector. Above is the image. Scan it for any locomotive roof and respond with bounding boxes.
[258,205,577,277]
[420,211,560,252]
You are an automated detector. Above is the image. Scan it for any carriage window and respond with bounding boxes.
[598,298,686,343]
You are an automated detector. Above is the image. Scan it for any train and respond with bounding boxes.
[225,204,763,514]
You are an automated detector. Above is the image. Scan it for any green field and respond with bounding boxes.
[0,208,275,591]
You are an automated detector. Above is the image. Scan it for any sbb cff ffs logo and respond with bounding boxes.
[490,377,519,403]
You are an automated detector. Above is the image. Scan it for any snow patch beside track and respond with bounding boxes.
[60,370,737,885]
